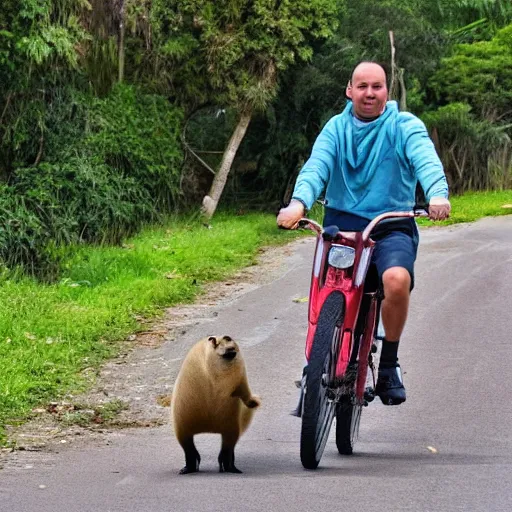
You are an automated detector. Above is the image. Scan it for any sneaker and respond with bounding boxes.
[375,364,406,405]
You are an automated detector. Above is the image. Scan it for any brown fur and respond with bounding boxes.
[171,335,260,474]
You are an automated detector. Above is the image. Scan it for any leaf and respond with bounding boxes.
[293,297,309,303]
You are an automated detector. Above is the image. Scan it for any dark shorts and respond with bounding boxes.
[323,208,419,290]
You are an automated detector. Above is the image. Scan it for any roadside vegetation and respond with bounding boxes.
[1,1,512,443]
[1,192,512,443]
[0,213,299,443]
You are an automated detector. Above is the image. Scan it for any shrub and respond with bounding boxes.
[422,103,512,193]
[0,85,184,277]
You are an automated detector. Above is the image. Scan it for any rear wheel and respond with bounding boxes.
[335,396,363,455]
[300,291,345,470]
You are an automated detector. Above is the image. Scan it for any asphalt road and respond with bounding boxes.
[1,217,512,512]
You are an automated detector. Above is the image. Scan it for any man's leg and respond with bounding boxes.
[381,266,411,343]
[375,266,411,405]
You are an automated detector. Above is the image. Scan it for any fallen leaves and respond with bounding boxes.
[156,394,172,407]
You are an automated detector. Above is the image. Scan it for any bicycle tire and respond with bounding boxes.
[335,396,363,455]
[300,291,345,470]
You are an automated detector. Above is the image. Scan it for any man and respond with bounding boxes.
[277,62,450,405]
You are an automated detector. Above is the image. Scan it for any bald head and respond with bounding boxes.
[346,62,388,120]
[351,62,387,85]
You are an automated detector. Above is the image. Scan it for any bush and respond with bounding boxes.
[0,85,184,277]
[422,103,512,193]
[0,185,48,275]
[429,24,512,122]
[83,84,184,209]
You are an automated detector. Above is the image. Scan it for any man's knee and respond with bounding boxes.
[382,267,411,298]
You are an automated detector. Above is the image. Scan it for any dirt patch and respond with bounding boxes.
[1,239,304,462]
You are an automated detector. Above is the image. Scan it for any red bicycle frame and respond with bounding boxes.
[302,211,424,402]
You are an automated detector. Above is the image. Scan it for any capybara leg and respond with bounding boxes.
[179,437,201,475]
[231,381,254,405]
[218,433,241,474]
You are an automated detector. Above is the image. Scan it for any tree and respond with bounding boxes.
[0,0,89,178]
[429,24,512,121]
[152,0,341,220]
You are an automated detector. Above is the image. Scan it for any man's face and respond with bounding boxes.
[346,63,388,120]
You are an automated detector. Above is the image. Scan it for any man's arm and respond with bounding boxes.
[400,114,451,221]
[277,117,338,228]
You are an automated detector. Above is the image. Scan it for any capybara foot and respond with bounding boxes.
[218,448,243,474]
[179,465,199,475]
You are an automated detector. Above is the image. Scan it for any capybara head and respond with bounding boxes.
[209,336,239,361]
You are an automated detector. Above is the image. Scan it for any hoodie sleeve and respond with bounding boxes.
[399,113,449,201]
[291,117,339,210]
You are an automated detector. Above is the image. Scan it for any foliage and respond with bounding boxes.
[152,0,341,112]
[83,84,184,209]
[443,0,512,41]
[422,103,511,192]
[0,0,512,274]
[1,85,184,275]
[0,211,302,443]
[429,24,512,121]
[225,0,452,206]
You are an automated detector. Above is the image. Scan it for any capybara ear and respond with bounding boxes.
[208,336,218,348]
[223,335,233,342]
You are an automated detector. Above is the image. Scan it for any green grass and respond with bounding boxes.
[417,190,512,226]
[0,212,299,443]
[1,190,511,444]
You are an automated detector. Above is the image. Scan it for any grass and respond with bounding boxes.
[417,190,512,226]
[1,190,511,444]
[0,212,299,443]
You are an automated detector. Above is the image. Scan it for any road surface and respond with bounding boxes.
[1,216,511,512]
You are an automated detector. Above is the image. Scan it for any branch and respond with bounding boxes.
[389,31,397,100]
[0,92,13,126]
[181,108,218,175]
[34,128,44,166]
[181,135,216,175]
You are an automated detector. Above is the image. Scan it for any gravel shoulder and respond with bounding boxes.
[1,239,303,463]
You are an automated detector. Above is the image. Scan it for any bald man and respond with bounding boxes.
[279,62,450,406]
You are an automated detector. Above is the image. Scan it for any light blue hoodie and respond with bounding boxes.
[292,101,448,218]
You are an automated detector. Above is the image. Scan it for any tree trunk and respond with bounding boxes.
[398,67,407,111]
[118,0,125,83]
[389,31,398,100]
[201,110,252,220]
[388,30,407,110]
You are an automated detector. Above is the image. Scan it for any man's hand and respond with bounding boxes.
[429,197,451,221]
[276,199,305,229]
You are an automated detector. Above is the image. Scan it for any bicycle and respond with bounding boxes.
[296,208,428,470]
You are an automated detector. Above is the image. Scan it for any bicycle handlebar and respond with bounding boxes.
[297,209,429,242]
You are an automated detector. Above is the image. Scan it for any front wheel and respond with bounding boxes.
[335,396,363,455]
[300,291,345,470]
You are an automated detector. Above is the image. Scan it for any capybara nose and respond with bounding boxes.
[222,349,237,360]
